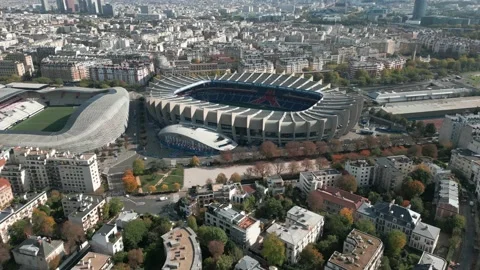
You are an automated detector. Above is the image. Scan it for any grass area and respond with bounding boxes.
[139,174,164,188]
[10,106,77,132]
[162,166,184,190]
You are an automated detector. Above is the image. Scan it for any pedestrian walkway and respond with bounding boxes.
[154,169,173,187]
[135,176,143,193]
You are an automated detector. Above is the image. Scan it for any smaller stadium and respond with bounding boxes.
[146,72,363,154]
[0,83,129,153]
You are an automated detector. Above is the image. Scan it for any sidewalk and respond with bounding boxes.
[135,176,143,193]
[154,169,173,187]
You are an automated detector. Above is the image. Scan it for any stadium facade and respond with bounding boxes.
[146,73,363,148]
[0,86,129,153]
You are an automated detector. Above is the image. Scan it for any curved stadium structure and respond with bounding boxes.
[146,73,363,147]
[0,87,129,153]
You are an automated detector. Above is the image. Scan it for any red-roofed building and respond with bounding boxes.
[0,178,13,209]
[308,186,369,214]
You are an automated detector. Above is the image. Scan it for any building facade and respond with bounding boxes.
[345,159,374,187]
[91,224,124,256]
[13,236,64,270]
[299,169,342,194]
[373,155,414,191]
[0,178,13,209]
[308,186,369,214]
[62,194,105,231]
[89,61,154,86]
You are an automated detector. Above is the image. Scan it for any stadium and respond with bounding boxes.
[0,83,129,153]
[146,73,363,152]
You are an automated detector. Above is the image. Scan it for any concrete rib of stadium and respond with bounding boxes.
[146,72,363,145]
[0,87,129,153]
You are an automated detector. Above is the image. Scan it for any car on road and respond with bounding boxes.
[157,196,168,201]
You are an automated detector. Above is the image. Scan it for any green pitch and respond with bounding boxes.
[10,106,77,132]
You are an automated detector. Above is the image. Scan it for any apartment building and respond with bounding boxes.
[345,159,374,187]
[161,227,202,270]
[91,224,124,256]
[205,203,261,248]
[266,175,285,195]
[276,57,309,74]
[357,201,440,253]
[266,206,324,264]
[449,148,479,181]
[415,252,447,270]
[89,61,154,86]
[62,194,105,231]
[308,186,369,214]
[325,229,384,270]
[0,164,29,194]
[299,169,342,194]
[0,60,26,77]
[439,113,480,148]
[40,56,111,82]
[0,178,13,209]
[348,60,385,79]
[13,236,64,270]
[373,155,414,191]
[72,252,113,270]
[4,53,34,74]
[434,179,459,220]
[238,55,275,74]
[235,256,265,270]
[0,191,48,243]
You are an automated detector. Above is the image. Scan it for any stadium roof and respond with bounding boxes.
[158,124,238,151]
[6,82,49,90]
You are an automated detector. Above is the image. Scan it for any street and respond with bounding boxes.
[113,195,180,220]
[458,201,476,269]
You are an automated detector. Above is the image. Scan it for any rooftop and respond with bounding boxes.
[235,255,265,270]
[161,227,202,270]
[414,252,447,270]
[435,180,459,209]
[412,222,441,240]
[381,96,480,116]
[237,216,257,230]
[72,252,111,270]
[15,236,63,259]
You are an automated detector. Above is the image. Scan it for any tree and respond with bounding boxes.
[253,162,272,178]
[288,161,300,174]
[215,255,234,270]
[147,185,156,193]
[173,183,181,191]
[302,141,317,156]
[316,235,339,259]
[32,209,55,237]
[54,78,64,85]
[187,216,198,231]
[407,145,423,157]
[229,172,242,183]
[190,156,200,167]
[160,184,169,192]
[378,135,390,148]
[285,141,302,157]
[258,198,284,220]
[0,243,10,265]
[425,123,436,135]
[337,174,358,192]
[354,219,376,235]
[243,196,256,212]
[123,169,138,193]
[272,159,286,175]
[208,240,225,259]
[128,248,144,269]
[220,151,233,163]
[331,139,343,153]
[339,208,354,225]
[132,159,145,175]
[324,213,352,240]
[410,196,424,213]
[262,233,286,266]
[9,219,32,245]
[298,244,324,270]
[368,191,382,204]
[109,198,124,217]
[402,180,425,199]
[444,214,466,233]
[316,141,330,155]
[386,230,407,256]
[113,263,130,270]
[307,191,323,212]
[60,221,85,252]
[422,144,438,159]
[259,141,279,158]
[409,165,433,185]
[197,226,228,246]
[49,255,61,270]
[316,157,329,169]
[123,219,148,249]
[302,159,314,171]
[216,173,228,184]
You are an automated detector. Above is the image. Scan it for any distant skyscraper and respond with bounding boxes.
[40,0,49,12]
[65,0,76,13]
[78,0,88,12]
[56,0,66,12]
[103,3,114,17]
[96,0,104,14]
[87,0,98,14]
[412,0,427,20]
[140,5,149,14]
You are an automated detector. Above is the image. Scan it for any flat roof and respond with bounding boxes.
[161,227,202,270]
[6,82,49,90]
[381,96,480,116]
[72,252,111,270]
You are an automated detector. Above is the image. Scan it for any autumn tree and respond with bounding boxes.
[288,161,300,174]
[160,184,169,192]
[316,141,330,155]
[216,173,228,184]
[32,209,55,237]
[331,139,343,153]
[386,230,407,256]
[208,240,225,259]
[262,233,286,266]
[302,141,317,156]
[0,243,10,265]
[316,157,329,169]
[298,244,324,270]
[366,136,378,149]
[402,180,425,199]
[128,248,144,269]
[132,159,145,175]
[378,135,390,148]
[407,145,422,157]
[286,141,302,157]
[272,159,286,175]
[61,221,86,253]
[339,208,354,225]
[147,185,156,193]
[253,161,272,178]
[190,156,200,167]
[123,169,138,193]
[49,255,61,270]
[307,191,323,212]
[337,174,358,192]
[229,172,242,183]
[173,183,181,191]
[220,151,233,163]
[260,141,279,158]
[422,144,438,159]
[302,158,314,171]
[409,164,433,185]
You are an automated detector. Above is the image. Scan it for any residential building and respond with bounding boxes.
[434,178,459,220]
[356,201,440,253]
[439,113,480,148]
[325,229,384,270]
[40,56,111,82]
[299,169,342,194]
[0,61,26,77]
[0,178,13,209]
[345,160,374,187]
[276,58,309,74]
[0,191,47,243]
[373,155,414,191]
[161,227,202,270]
[348,60,385,79]
[238,56,275,74]
[449,148,479,181]
[72,252,113,270]
[308,186,369,214]
[266,206,324,264]
[414,252,447,270]
[205,203,261,248]
[266,175,285,195]
[12,236,64,270]
[116,211,138,229]
[4,53,34,74]
[0,164,29,194]
[235,256,265,270]
[89,61,154,86]
[62,194,106,231]
[91,224,124,256]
